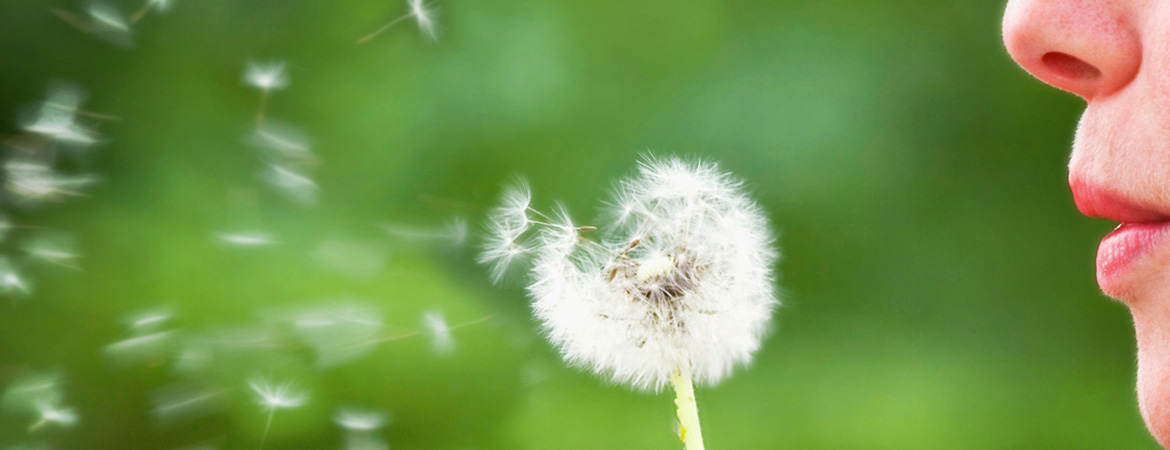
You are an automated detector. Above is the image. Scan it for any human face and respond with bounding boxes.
[1003,0,1170,446]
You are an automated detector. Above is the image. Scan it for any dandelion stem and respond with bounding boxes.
[671,368,705,450]
[258,407,276,450]
[357,13,412,44]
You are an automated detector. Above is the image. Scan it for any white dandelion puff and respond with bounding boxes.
[357,0,439,44]
[486,155,779,450]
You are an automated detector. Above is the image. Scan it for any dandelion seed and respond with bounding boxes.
[23,233,81,270]
[334,407,390,431]
[249,120,315,163]
[217,231,277,247]
[150,383,227,426]
[357,0,439,44]
[421,310,454,355]
[484,156,779,450]
[131,0,172,23]
[4,160,99,204]
[0,257,32,298]
[280,301,384,367]
[84,0,134,47]
[125,307,174,331]
[244,61,289,92]
[249,377,308,450]
[104,331,175,367]
[261,164,317,205]
[244,60,289,127]
[380,217,468,247]
[28,400,77,431]
[478,180,536,282]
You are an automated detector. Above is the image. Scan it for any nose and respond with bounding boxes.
[1002,0,1142,101]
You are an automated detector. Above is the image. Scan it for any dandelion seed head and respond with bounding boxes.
[248,378,308,410]
[244,61,289,92]
[334,407,390,431]
[526,156,778,391]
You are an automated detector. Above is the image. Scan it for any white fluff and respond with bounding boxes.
[486,156,778,391]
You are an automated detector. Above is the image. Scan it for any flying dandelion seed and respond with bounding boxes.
[28,400,78,431]
[0,257,32,298]
[480,156,779,450]
[4,160,99,205]
[22,233,81,270]
[217,231,277,247]
[421,310,454,356]
[1,371,76,431]
[131,0,172,23]
[243,60,289,127]
[104,331,175,367]
[249,120,315,163]
[83,0,134,47]
[124,307,174,331]
[279,301,384,367]
[380,217,468,247]
[18,83,112,147]
[335,407,390,450]
[261,164,317,206]
[357,0,439,44]
[478,180,535,283]
[334,407,390,431]
[150,383,227,426]
[249,376,308,450]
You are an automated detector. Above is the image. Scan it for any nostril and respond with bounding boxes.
[1041,52,1102,81]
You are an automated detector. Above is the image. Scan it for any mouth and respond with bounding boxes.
[1071,178,1170,293]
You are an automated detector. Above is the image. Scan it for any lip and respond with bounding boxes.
[1070,179,1170,292]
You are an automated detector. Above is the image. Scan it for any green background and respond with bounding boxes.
[0,0,1152,449]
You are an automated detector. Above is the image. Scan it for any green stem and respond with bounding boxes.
[671,368,706,450]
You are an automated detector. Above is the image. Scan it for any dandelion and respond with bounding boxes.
[243,60,289,127]
[248,377,308,450]
[480,156,779,450]
[357,0,438,44]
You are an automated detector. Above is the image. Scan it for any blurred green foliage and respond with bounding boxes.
[0,0,1156,449]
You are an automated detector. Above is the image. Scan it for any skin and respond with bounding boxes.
[1003,0,1170,446]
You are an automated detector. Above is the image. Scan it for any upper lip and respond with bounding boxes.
[1070,178,1170,224]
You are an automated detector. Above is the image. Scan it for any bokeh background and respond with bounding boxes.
[0,0,1153,449]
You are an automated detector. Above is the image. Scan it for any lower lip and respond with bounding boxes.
[1097,222,1170,285]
